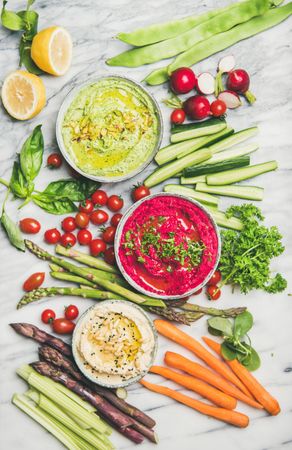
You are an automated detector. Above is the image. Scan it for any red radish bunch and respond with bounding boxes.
[226,69,256,104]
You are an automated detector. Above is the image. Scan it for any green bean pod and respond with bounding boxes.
[107,0,269,67]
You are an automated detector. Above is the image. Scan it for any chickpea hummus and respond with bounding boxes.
[73,301,157,387]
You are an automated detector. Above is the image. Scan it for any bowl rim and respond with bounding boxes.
[55,75,163,183]
[72,299,158,388]
[114,192,221,300]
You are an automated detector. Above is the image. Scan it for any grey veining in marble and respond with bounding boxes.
[0,1,292,449]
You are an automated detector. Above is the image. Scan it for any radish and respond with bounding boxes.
[196,72,215,95]
[183,95,211,120]
[215,54,236,97]
[170,67,197,94]
[218,91,242,109]
[227,69,256,104]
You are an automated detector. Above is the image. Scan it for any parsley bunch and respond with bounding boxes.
[219,204,287,294]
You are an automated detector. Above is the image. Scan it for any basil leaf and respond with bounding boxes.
[241,346,261,372]
[19,38,43,74]
[42,178,100,202]
[207,317,233,337]
[221,341,237,361]
[1,1,24,30]
[32,193,78,215]
[9,161,28,198]
[234,311,253,339]
[20,125,44,182]
[207,326,223,337]
[1,209,25,251]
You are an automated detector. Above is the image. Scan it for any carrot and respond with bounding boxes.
[165,352,263,409]
[140,379,249,428]
[150,365,237,410]
[202,337,281,416]
[155,319,252,397]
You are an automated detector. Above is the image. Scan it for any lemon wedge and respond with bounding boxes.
[31,26,72,76]
[1,70,46,120]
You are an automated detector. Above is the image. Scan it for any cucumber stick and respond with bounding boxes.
[206,160,277,185]
[196,182,264,200]
[193,142,258,167]
[144,148,211,187]
[177,127,234,158]
[181,175,206,184]
[171,117,227,143]
[208,126,258,154]
[183,155,250,178]
[163,184,219,207]
[204,208,243,231]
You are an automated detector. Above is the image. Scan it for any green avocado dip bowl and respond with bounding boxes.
[56,76,163,182]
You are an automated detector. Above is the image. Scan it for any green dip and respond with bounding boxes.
[61,77,160,179]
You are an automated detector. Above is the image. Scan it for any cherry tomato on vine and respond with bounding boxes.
[90,209,108,225]
[64,304,79,321]
[19,218,41,234]
[104,247,116,265]
[44,228,61,244]
[47,153,62,168]
[91,189,108,206]
[60,232,77,248]
[206,285,221,301]
[61,216,76,232]
[102,226,116,244]
[132,185,150,202]
[77,229,92,245]
[75,212,89,229]
[110,213,123,227]
[41,309,56,324]
[193,288,203,295]
[107,195,123,212]
[23,272,45,292]
[170,108,186,125]
[210,99,227,117]
[90,238,107,256]
[79,199,94,214]
[52,318,75,335]
[207,270,222,286]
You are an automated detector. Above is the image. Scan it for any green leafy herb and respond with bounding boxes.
[20,125,44,183]
[32,193,78,215]
[42,178,100,202]
[9,161,28,199]
[219,204,286,294]
[1,208,25,251]
[1,1,24,30]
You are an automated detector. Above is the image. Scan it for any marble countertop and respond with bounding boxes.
[0,0,292,449]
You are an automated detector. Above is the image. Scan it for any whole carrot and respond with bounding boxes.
[202,337,281,416]
[150,365,237,410]
[155,319,251,397]
[165,352,263,409]
[140,379,249,428]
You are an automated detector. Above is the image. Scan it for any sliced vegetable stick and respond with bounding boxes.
[154,320,251,396]
[165,352,263,409]
[150,365,237,410]
[140,379,249,428]
[202,337,281,416]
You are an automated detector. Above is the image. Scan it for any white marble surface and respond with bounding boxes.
[0,0,292,449]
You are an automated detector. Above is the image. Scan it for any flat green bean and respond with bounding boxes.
[145,3,292,85]
[107,0,269,67]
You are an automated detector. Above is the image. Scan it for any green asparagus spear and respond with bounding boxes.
[55,245,118,274]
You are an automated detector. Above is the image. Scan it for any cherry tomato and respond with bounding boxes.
[79,199,94,214]
[19,218,41,234]
[60,232,77,248]
[65,304,79,320]
[52,318,75,335]
[170,67,197,94]
[110,213,123,227]
[41,309,56,324]
[90,209,109,225]
[75,212,89,229]
[193,288,203,295]
[102,226,116,244]
[77,229,92,245]
[132,185,151,202]
[107,195,124,212]
[170,108,186,125]
[23,272,45,292]
[206,285,221,301]
[210,99,227,117]
[62,216,76,232]
[207,270,222,286]
[104,246,116,265]
[90,238,107,256]
[44,228,61,244]
[91,189,108,206]
[47,153,62,169]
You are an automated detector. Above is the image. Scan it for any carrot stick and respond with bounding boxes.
[165,352,263,409]
[150,365,237,410]
[202,337,281,416]
[140,379,249,428]
[155,319,252,397]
